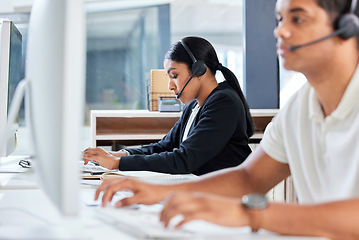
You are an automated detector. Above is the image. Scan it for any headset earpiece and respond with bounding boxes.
[336,0,359,39]
[191,60,207,77]
[337,13,359,39]
[179,40,207,76]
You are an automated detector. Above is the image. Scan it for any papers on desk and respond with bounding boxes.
[80,171,171,181]
[81,171,198,187]
[101,171,198,184]
[81,179,103,186]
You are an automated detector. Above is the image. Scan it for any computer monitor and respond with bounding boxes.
[24,0,86,216]
[0,20,24,157]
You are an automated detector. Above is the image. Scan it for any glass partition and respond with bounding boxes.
[85,6,162,123]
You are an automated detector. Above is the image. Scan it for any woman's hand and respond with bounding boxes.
[95,178,170,207]
[83,147,122,170]
[160,191,250,229]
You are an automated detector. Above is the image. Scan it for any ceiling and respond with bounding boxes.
[0,0,244,49]
[1,0,243,46]
[85,0,243,37]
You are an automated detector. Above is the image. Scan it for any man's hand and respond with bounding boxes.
[95,178,171,207]
[160,191,250,229]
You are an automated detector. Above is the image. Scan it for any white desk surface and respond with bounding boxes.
[0,157,327,240]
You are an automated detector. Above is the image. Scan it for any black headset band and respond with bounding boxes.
[179,40,197,63]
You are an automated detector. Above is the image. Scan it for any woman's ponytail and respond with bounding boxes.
[217,64,255,137]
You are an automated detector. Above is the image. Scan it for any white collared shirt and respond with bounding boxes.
[182,104,200,142]
[261,64,359,204]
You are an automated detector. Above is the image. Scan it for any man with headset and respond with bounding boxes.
[95,0,359,238]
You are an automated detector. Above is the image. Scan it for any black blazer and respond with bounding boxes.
[119,81,252,175]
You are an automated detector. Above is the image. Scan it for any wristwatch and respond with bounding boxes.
[242,193,268,233]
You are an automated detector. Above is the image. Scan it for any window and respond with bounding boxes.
[84,1,245,124]
[86,6,162,120]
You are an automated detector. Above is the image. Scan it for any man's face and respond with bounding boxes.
[274,0,336,73]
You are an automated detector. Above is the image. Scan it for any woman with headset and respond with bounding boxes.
[83,36,254,176]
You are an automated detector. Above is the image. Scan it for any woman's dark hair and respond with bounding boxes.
[165,36,254,137]
[316,0,359,49]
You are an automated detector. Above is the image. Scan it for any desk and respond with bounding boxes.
[0,158,327,240]
[91,110,181,149]
[0,188,136,240]
[0,189,328,240]
[91,109,278,150]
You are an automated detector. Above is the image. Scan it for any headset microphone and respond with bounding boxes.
[289,0,359,51]
[176,40,207,99]
[289,28,347,51]
[176,73,196,99]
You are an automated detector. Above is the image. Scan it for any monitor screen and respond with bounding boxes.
[0,20,24,157]
[8,22,24,114]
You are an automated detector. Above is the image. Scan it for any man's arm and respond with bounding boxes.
[158,148,359,239]
[160,188,359,240]
[96,146,291,206]
[179,146,291,197]
[262,200,359,239]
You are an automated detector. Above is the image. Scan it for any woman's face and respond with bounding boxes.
[164,59,199,104]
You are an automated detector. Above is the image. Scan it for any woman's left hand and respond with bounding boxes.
[160,191,250,229]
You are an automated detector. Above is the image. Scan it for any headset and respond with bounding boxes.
[180,40,207,77]
[176,40,207,99]
[289,0,359,51]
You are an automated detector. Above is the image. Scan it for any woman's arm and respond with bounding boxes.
[82,108,187,169]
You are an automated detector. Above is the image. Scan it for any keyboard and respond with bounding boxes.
[81,188,134,207]
[79,161,112,173]
[96,204,252,239]
[96,204,197,239]
[142,175,198,185]
[101,171,198,184]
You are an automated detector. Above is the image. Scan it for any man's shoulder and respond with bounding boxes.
[272,83,312,127]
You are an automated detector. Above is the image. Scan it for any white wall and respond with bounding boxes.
[0,0,33,14]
